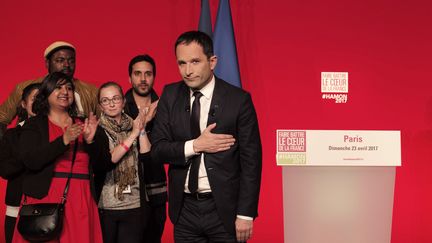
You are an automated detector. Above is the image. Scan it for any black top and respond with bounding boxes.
[123,88,167,206]
[0,125,25,205]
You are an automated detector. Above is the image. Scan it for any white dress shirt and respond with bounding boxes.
[184,76,215,193]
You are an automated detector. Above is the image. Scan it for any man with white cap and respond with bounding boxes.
[0,41,98,138]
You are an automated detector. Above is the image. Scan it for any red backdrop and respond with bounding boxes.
[1,0,431,242]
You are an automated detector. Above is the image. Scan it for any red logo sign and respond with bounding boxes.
[277,130,306,152]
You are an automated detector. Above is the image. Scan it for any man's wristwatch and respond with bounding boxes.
[140,130,150,136]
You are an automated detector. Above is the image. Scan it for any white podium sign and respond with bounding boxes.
[278,130,401,243]
[276,130,401,166]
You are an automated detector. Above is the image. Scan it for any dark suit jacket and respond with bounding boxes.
[151,77,262,234]
[19,115,110,200]
[0,125,25,205]
[0,126,24,180]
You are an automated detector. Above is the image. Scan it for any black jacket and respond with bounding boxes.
[124,88,167,206]
[151,77,262,234]
[19,115,110,200]
[0,125,25,205]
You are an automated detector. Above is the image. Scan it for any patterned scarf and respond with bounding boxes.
[99,112,138,200]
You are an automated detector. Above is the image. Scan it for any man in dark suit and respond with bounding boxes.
[151,31,262,242]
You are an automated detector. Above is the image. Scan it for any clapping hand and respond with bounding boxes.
[83,112,99,144]
[63,118,84,145]
[143,100,158,126]
[132,111,145,138]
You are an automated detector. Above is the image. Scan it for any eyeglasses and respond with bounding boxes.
[100,96,123,106]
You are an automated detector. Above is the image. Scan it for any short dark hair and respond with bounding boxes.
[175,31,214,59]
[128,54,156,77]
[98,81,124,103]
[33,72,76,116]
[17,83,41,122]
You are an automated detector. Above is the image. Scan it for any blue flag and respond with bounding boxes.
[213,0,242,87]
[198,0,212,38]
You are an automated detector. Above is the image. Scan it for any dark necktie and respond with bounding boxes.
[188,91,203,193]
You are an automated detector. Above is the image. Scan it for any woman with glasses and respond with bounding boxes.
[94,81,156,243]
[12,72,104,243]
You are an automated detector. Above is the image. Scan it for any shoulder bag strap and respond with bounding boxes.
[60,139,79,204]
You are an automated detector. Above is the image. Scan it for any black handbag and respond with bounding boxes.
[17,202,65,242]
[17,140,78,242]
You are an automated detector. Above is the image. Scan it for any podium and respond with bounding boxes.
[277,130,401,243]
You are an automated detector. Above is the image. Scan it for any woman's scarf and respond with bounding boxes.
[99,112,138,200]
